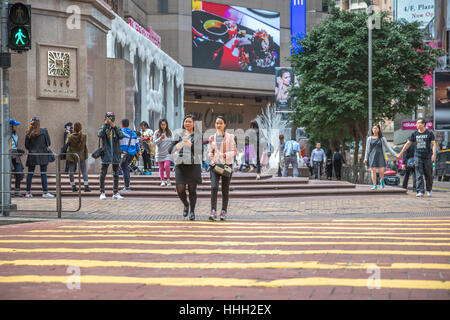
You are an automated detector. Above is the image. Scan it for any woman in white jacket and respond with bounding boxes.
[364,124,399,190]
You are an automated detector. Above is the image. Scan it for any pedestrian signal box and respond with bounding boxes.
[7,3,31,51]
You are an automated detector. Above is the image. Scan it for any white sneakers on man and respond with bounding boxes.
[99,193,106,200]
[112,193,124,200]
[42,192,55,198]
[416,192,424,197]
[426,191,432,197]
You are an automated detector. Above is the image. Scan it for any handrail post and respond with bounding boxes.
[56,154,62,218]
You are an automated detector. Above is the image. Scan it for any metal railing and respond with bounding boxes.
[1,152,82,218]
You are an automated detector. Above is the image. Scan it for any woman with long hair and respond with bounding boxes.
[171,114,202,221]
[208,116,237,221]
[24,117,54,198]
[140,121,153,175]
[154,119,173,186]
[364,124,399,190]
[66,122,90,192]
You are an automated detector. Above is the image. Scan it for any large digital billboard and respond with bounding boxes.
[434,72,450,131]
[192,0,280,74]
[290,0,306,54]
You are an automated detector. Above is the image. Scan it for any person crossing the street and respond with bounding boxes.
[397,118,437,197]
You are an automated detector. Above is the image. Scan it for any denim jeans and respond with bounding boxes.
[26,164,48,192]
[313,161,323,180]
[415,157,432,193]
[68,161,88,184]
[120,155,133,188]
[283,156,298,177]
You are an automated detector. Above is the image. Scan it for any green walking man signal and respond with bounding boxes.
[15,28,26,45]
[7,3,32,51]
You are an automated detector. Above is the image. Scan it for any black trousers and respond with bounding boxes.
[313,161,323,180]
[334,163,342,180]
[100,163,119,194]
[415,157,432,193]
[210,169,232,212]
[11,158,23,190]
[142,151,151,170]
[402,165,416,190]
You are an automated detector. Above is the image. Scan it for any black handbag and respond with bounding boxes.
[43,129,55,163]
[92,137,105,159]
[213,163,233,178]
[60,143,68,160]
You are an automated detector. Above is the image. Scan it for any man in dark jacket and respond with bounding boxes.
[402,141,416,191]
[333,149,346,180]
[98,112,124,200]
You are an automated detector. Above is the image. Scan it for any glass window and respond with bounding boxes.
[158,0,168,13]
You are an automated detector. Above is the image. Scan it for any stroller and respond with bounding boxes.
[129,154,144,175]
[382,169,400,186]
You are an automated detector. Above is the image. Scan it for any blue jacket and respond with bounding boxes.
[120,128,140,156]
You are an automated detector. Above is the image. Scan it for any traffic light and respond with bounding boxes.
[7,3,31,51]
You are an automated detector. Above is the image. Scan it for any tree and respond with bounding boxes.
[289,8,444,178]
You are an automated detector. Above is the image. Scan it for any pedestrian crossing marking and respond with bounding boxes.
[0,239,449,247]
[0,247,449,256]
[56,225,450,231]
[5,234,450,241]
[0,275,448,290]
[27,229,450,236]
[80,220,450,226]
[0,259,449,270]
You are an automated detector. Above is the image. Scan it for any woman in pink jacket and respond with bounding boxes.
[208,116,237,221]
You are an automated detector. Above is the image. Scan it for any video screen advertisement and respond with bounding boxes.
[434,72,450,131]
[192,0,280,74]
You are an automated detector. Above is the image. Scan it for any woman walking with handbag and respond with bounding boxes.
[208,116,237,221]
[364,124,399,190]
[170,114,202,221]
[66,122,90,192]
[154,119,173,187]
[24,117,55,198]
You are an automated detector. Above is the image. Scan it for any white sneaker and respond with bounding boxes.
[166,180,171,186]
[42,192,55,198]
[25,192,33,198]
[99,193,106,200]
[426,191,432,197]
[112,193,124,200]
[160,181,166,187]
[416,192,424,197]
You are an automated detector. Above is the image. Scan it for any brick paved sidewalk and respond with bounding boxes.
[4,188,450,221]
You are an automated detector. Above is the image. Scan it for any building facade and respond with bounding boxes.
[6,0,183,172]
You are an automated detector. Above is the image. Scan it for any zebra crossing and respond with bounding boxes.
[0,218,449,299]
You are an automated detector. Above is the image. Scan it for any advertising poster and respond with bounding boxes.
[290,0,306,54]
[435,72,450,130]
[192,0,280,74]
[395,0,434,29]
[275,67,293,112]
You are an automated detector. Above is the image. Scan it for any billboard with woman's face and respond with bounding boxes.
[275,67,293,115]
[192,0,280,74]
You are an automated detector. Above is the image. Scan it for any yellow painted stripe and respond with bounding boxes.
[27,229,450,236]
[57,225,450,231]
[331,219,450,222]
[5,234,450,241]
[81,221,450,226]
[0,239,449,247]
[0,275,448,290]
[0,247,448,256]
[1,259,449,271]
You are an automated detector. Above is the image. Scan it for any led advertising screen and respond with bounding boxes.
[192,0,280,74]
[290,0,306,55]
[434,72,450,131]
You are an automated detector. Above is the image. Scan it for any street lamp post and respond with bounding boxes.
[367,1,374,135]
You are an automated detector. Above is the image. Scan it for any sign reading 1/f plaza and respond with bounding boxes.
[7,2,31,51]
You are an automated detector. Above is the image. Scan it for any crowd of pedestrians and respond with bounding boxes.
[7,114,440,219]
